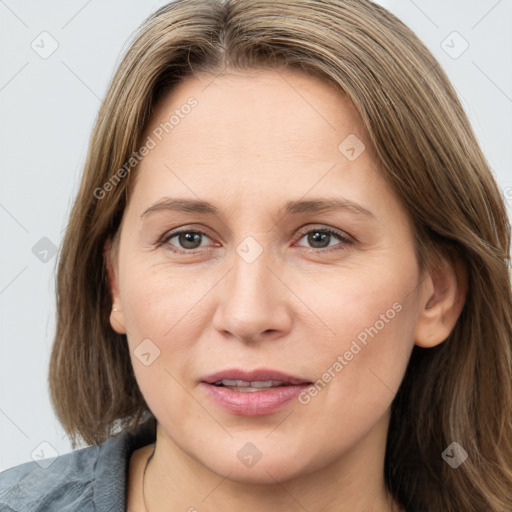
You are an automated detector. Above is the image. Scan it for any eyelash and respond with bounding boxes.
[158,226,354,255]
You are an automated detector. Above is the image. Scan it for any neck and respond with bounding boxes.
[142,411,401,512]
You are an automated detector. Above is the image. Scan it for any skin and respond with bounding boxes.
[107,67,466,512]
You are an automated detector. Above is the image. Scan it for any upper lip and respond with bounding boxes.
[201,368,311,386]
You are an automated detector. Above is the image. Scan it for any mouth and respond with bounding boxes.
[201,368,311,389]
[210,379,295,392]
[200,368,313,416]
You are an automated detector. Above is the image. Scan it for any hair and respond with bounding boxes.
[48,0,512,510]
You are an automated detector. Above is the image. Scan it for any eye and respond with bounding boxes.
[159,226,354,255]
[294,226,353,253]
[160,229,213,253]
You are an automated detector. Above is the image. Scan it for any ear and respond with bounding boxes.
[104,238,127,334]
[414,251,467,348]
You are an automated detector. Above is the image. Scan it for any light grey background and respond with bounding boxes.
[1,0,511,471]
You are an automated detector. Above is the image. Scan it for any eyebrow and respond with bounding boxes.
[140,197,375,219]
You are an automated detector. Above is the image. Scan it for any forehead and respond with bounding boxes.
[127,68,402,225]
[146,68,365,157]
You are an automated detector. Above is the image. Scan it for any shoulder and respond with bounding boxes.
[0,417,157,512]
[0,444,99,512]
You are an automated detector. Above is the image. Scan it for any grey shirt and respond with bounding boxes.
[0,417,156,512]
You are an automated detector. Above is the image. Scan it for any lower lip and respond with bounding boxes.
[200,382,309,416]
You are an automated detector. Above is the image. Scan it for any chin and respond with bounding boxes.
[195,437,323,485]
[211,457,309,485]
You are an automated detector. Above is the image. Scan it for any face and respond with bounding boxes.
[109,68,427,484]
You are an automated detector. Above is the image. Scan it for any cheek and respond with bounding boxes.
[117,259,204,420]
[297,255,419,418]
[117,257,219,403]
[302,257,417,347]
[119,255,207,339]
[289,277,417,469]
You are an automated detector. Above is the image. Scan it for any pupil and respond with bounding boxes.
[180,232,201,249]
[177,232,331,250]
[309,231,329,248]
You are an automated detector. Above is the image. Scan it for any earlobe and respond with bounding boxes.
[104,238,127,335]
[414,252,467,348]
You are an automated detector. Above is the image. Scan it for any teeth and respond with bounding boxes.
[249,380,275,387]
[214,379,286,388]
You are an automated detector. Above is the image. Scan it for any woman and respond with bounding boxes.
[1,0,511,511]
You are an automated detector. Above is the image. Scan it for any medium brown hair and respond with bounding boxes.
[49,0,512,509]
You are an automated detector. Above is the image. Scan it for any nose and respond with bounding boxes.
[211,249,293,344]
